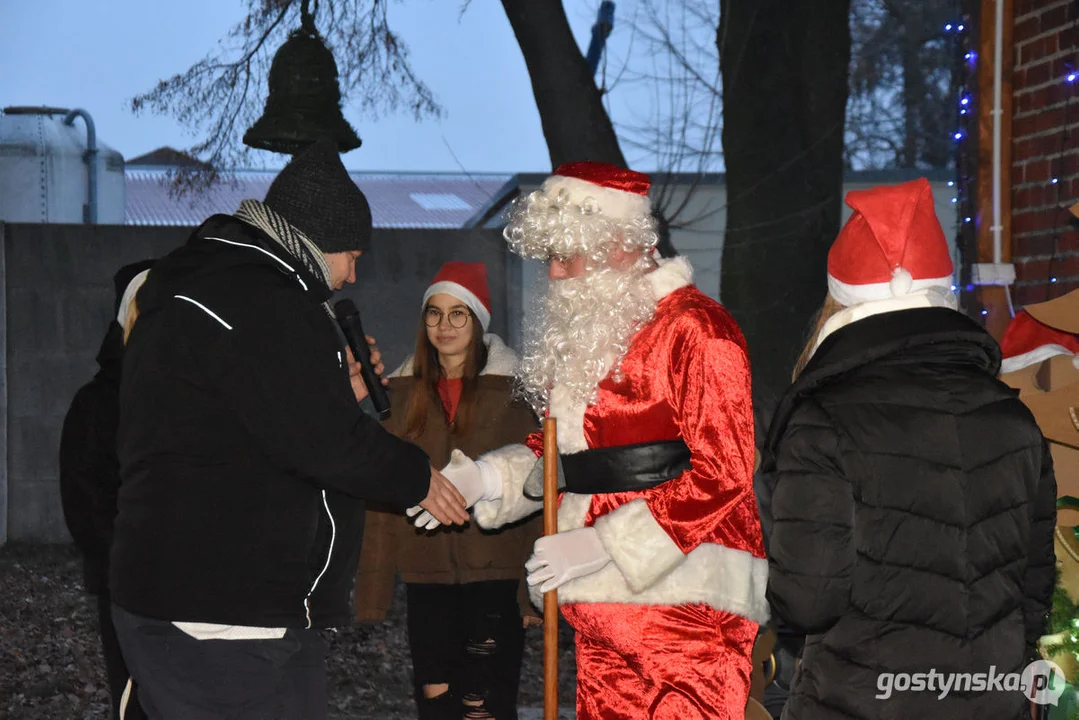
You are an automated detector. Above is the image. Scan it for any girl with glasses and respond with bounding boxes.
[355,261,541,720]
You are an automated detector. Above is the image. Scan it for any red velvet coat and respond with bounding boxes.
[474,257,769,625]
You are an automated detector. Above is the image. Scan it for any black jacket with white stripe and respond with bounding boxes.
[110,215,431,629]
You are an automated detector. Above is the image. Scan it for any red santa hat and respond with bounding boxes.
[540,161,653,223]
[999,290,1079,374]
[421,261,492,331]
[827,178,954,307]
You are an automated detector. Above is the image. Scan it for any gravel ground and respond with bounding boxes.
[0,544,577,720]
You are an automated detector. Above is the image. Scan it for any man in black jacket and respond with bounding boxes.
[109,139,468,720]
[60,260,154,720]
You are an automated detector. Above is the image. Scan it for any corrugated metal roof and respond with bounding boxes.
[124,168,512,229]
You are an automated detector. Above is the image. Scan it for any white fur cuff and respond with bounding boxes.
[593,499,686,593]
[472,444,543,529]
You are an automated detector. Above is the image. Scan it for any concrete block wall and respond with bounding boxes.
[2,223,191,544]
[1,223,508,544]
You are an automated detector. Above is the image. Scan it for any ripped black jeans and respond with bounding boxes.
[405,581,525,720]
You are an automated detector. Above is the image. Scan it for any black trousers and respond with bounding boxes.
[96,592,147,720]
[406,581,525,720]
[111,604,328,720]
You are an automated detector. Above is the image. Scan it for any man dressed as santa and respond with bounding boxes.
[408,161,769,719]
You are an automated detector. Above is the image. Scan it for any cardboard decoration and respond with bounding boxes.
[1025,292,1079,340]
[999,290,1079,527]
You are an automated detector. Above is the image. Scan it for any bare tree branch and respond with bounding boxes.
[129,0,443,195]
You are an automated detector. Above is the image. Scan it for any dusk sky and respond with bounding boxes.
[1,1,691,174]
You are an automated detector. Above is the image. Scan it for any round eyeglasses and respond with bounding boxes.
[424,307,471,329]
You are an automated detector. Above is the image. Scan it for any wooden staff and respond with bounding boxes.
[542,416,559,720]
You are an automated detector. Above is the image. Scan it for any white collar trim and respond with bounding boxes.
[646,255,693,301]
[811,287,959,358]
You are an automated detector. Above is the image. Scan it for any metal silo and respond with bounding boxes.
[0,106,125,224]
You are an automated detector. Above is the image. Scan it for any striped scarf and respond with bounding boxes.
[234,199,337,318]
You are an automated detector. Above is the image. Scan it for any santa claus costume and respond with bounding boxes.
[466,162,768,718]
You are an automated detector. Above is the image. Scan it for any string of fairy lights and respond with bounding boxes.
[946,2,1079,317]
[945,12,979,313]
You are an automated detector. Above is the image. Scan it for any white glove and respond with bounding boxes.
[525,526,612,593]
[406,449,501,529]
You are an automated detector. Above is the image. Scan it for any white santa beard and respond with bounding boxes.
[517,265,657,414]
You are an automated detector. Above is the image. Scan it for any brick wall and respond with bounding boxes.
[1011,0,1079,306]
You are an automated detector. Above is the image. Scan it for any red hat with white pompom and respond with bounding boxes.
[540,161,653,221]
[827,178,954,307]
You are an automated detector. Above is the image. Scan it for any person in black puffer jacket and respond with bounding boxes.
[109,139,469,720]
[762,178,1056,720]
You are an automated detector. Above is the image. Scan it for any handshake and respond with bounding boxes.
[413,450,614,594]
[409,450,502,530]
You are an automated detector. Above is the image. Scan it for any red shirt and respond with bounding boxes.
[437,377,463,421]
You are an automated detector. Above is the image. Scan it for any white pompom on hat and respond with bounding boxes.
[827,178,955,307]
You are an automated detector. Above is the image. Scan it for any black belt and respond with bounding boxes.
[561,439,692,495]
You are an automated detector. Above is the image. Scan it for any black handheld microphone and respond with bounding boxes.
[334,299,391,419]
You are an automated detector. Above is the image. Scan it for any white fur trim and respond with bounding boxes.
[828,272,953,307]
[557,491,594,531]
[541,175,652,221]
[548,385,589,454]
[593,499,686,593]
[389,334,517,378]
[553,542,770,624]
[1000,344,1077,374]
[647,256,694,301]
[117,269,150,328]
[812,286,959,357]
[524,492,769,623]
[422,280,491,331]
[472,444,543,528]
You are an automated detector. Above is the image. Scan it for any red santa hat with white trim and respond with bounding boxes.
[421,261,492,331]
[541,161,652,220]
[999,290,1079,374]
[827,177,955,307]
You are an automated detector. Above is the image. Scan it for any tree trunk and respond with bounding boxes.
[499,0,626,168]
[499,0,676,255]
[718,0,852,416]
[900,36,924,168]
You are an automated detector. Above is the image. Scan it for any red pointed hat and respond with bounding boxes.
[999,290,1079,374]
[540,161,653,221]
[827,178,954,307]
[421,261,492,331]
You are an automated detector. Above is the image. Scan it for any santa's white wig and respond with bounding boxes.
[502,162,659,265]
[505,163,662,413]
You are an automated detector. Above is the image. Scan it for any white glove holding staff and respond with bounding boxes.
[407,449,502,530]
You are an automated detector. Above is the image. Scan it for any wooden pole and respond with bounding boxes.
[542,417,559,720]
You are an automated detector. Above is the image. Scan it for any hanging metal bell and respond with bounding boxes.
[243,20,361,156]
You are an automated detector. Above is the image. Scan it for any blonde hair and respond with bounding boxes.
[117,269,150,345]
[122,297,139,344]
[792,294,845,380]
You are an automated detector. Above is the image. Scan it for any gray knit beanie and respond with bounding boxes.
[263,139,372,253]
